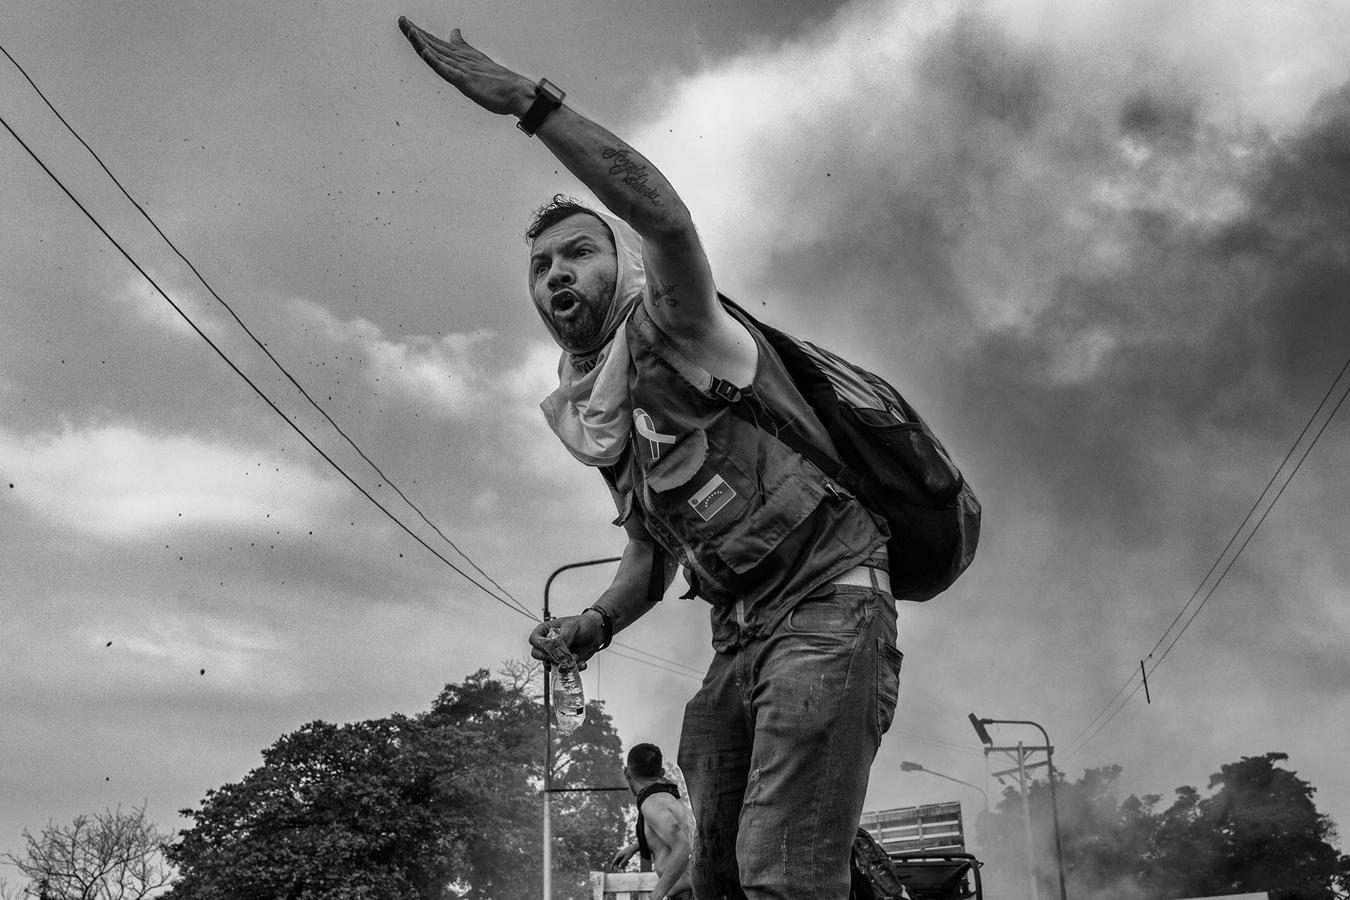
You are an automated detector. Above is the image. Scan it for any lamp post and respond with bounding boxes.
[542,557,622,900]
[899,760,989,811]
[969,714,1068,900]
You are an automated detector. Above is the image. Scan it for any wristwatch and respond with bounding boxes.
[517,78,565,136]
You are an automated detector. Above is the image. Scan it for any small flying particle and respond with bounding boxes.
[106,641,112,647]
[200,668,206,676]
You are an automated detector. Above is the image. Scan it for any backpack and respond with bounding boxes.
[851,826,912,900]
[721,296,981,602]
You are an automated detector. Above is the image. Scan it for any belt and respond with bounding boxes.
[831,564,890,594]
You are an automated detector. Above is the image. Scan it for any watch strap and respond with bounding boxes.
[517,78,565,136]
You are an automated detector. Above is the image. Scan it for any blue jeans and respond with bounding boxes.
[678,585,903,900]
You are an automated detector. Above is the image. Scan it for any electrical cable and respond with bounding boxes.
[1145,377,1350,672]
[894,732,987,758]
[0,109,534,621]
[0,99,744,690]
[0,40,527,619]
[0,56,733,681]
[609,640,705,679]
[3,42,981,696]
[603,647,703,682]
[1062,357,1350,760]
[1142,353,1350,667]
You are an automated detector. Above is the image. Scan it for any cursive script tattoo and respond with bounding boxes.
[649,282,680,308]
[601,146,663,205]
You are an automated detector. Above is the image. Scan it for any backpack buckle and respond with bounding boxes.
[708,377,742,403]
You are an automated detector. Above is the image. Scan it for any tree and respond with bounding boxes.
[974,753,1350,900]
[1146,753,1350,900]
[166,716,442,899]
[166,663,627,900]
[976,765,1159,900]
[2,803,172,899]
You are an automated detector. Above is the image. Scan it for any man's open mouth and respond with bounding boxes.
[550,289,580,316]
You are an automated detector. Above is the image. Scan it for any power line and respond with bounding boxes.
[0,39,528,619]
[1063,355,1350,760]
[609,640,705,679]
[894,731,987,758]
[7,38,987,694]
[0,109,534,621]
[0,49,731,684]
[604,646,703,681]
[1144,354,1350,667]
[1146,367,1350,672]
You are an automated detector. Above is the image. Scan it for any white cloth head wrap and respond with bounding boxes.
[537,210,645,467]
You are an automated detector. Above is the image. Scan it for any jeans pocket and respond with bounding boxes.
[785,588,864,634]
[876,639,903,736]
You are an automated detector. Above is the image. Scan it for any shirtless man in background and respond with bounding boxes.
[610,743,693,900]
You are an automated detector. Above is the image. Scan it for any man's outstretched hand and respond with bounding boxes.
[398,17,533,117]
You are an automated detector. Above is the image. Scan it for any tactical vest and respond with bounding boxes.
[610,303,886,641]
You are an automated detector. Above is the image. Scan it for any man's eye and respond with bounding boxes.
[574,247,591,258]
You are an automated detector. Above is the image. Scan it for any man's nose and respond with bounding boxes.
[547,261,574,291]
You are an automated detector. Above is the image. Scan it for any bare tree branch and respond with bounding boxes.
[1,804,173,899]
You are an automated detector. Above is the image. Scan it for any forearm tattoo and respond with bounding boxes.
[601,146,662,205]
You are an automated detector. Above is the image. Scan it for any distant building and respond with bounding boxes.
[860,801,965,854]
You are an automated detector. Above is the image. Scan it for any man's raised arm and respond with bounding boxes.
[398,18,722,338]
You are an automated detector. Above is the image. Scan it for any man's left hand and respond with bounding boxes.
[398,17,533,117]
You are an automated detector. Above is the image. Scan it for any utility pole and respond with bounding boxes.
[1015,741,1040,900]
[542,557,621,900]
[970,713,1069,900]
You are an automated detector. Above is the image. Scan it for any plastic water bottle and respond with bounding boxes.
[543,627,585,736]
[552,666,586,736]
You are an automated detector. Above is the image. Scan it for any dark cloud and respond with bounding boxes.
[1217,81,1350,401]
[917,11,1050,135]
[1119,92,1201,154]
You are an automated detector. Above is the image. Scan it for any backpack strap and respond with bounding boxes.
[630,301,864,496]
[647,543,667,603]
[631,302,745,404]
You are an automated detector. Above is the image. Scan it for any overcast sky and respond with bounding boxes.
[3,0,1349,879]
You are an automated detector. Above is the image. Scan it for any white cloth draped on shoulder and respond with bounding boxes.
[537,209,647,467]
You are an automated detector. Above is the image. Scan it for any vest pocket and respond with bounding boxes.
[641,427,830,574]
[714,472,827,573]
[645,429,708,492]
[643,428,750,538]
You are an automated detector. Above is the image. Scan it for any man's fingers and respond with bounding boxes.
[419,49,464,85]
[399,18,454,60]
[419,27,470,57]
[400,19,459,57]
[399,19,474,87]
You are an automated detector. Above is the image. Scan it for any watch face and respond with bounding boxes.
[537,79,564,105]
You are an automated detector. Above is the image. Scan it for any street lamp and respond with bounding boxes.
[970,714,1068,900]
[899,760,989,810]
[542,557,623,900]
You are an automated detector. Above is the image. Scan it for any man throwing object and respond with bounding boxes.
[400,18,903,900]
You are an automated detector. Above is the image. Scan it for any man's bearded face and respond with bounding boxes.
[529,213,619,354]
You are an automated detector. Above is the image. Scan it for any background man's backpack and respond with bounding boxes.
[851,826,912,900]
[722,296,981,602]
